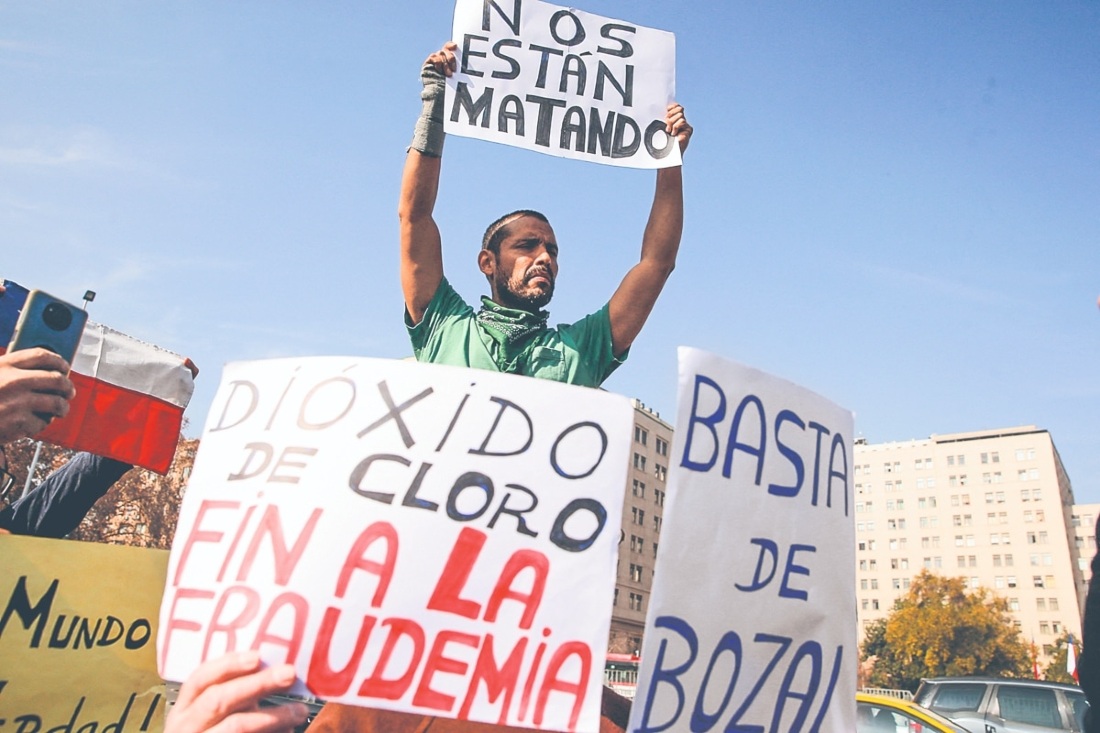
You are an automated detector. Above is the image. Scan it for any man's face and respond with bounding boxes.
[479,216,559,311]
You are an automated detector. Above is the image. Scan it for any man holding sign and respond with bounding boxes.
[400,41,692,388]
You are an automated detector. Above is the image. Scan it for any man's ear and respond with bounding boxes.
[477,249,495,277]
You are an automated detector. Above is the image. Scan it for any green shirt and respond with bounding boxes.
[406,277,626,388]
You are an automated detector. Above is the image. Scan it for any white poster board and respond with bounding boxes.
[447,0,679,169]
[158,357,633,733]
[628,348,856,732]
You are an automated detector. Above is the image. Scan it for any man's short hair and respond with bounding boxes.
[481,210,549,255]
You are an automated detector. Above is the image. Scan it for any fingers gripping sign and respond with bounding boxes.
[426,41,458,77]
[666,103,693,155]
[167,650,308,733]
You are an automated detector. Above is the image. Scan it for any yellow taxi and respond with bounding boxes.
[857,692,970,732]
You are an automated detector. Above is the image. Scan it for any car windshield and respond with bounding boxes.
[858,699,970,733]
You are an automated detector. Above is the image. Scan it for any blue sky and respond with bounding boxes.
[2,2,1098,500]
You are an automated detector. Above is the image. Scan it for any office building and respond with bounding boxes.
[608,400,673,655]
[854,426,1085,659]
[1071,503,1099,594]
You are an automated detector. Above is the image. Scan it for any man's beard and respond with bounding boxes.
[495,269,554,311]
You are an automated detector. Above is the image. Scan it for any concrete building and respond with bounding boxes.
[854,426,1086,659]
[1071,503,1099,594]
[608,399,673,656]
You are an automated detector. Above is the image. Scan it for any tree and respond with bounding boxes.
[69,435,198,548]
[861,570,1031,692]
[2,434,198,549]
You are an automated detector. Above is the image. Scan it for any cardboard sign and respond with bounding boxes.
[157,357,633,732]
[447,0,678,169]
[628,348,856,732]
[0,534,168,733]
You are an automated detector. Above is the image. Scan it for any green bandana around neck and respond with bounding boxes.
[476,297,549,345]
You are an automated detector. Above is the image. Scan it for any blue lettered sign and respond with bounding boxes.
[628,347,856,732]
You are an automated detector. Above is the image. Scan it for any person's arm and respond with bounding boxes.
[0,348,76,443]
[607,104,693,357]
[166,651,308,733]
[399,42,457,325]
[0,452,132,537]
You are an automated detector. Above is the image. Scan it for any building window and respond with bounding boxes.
[655,437,668,456]
[632,507,645,525]
[630,563,643,582]
[634,426,648,445]
[633,479,646,498]
[629,592,644,611]
[633,453,647,471]
[655,464,667,482]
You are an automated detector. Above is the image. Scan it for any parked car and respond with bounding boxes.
[913,677,1089,733]
[858,691,970,732]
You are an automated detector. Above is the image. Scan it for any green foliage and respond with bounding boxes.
[861,570,1032,692]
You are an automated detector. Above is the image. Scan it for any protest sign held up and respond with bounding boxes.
[628,348,857,732]
[0,534,168,733]
[447,0,678,169]
[158,357,633,732]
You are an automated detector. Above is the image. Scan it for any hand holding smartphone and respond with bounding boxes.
[7,290,88,364]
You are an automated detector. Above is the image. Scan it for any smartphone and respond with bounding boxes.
[7,289,89,364]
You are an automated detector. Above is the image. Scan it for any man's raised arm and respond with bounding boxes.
[398,42,457,325]
[607,103,693,356]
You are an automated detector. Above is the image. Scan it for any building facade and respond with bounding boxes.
[1071,502,1099,597]
[854,426,1086,659]
[608,400,673,655]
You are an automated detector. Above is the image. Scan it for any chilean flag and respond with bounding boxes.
[1068,639,1079,683]
[1,280,196,474]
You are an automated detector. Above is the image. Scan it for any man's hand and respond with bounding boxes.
[666,103,693,156]
[166,651,308,733]
[0,348,76,443]
[425,41,458,77]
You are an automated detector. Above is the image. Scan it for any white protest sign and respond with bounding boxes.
[447,0,678,169]
[628,348,856,732]
[157,357,633,733]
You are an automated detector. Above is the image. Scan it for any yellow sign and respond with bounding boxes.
[0,534,168,732]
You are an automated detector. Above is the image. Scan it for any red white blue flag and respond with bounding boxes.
[1,280,196,473]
